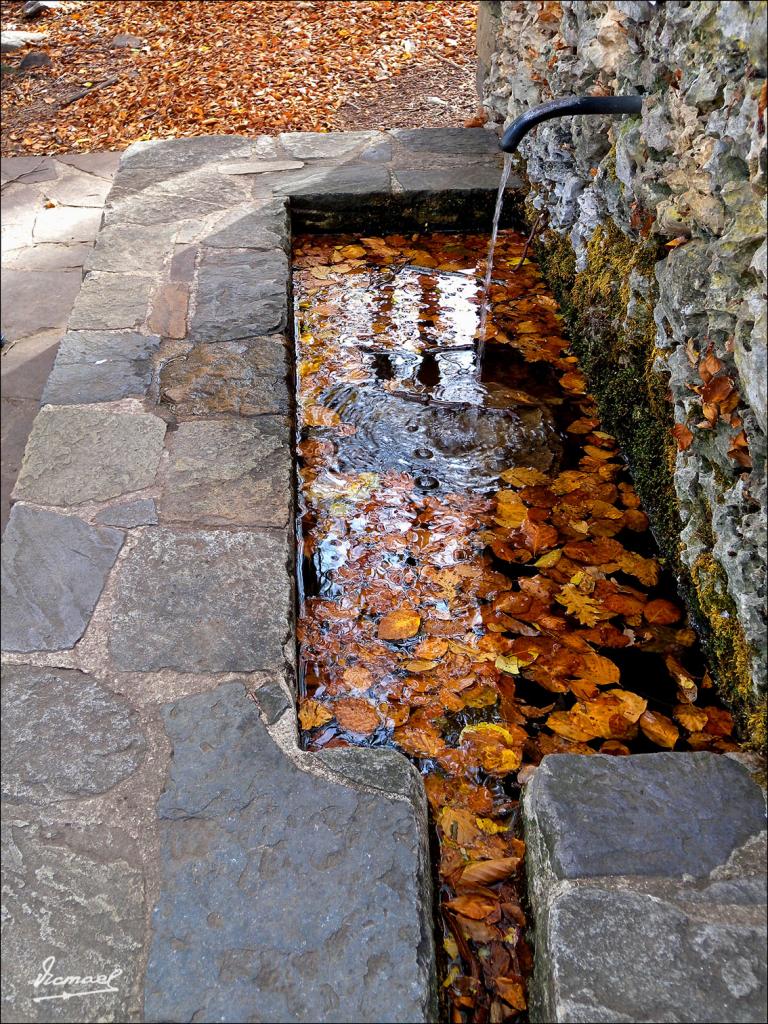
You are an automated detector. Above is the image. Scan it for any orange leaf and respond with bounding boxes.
[458,856,522,887]
[444,894,498,920]
[378,607,421,640]
[298,698,334,731]
[334,697,380,735]
[639,709,679,749]
[643,599,682,625]
[672,423,694,451]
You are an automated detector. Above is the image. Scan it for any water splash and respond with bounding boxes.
[476,152,514,376]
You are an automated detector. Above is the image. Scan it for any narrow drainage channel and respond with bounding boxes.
[292,230,737,1023]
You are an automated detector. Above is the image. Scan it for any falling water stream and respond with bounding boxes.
[476,153,514,375]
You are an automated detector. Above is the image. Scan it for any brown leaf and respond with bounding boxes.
[639,709,679,749]
[459,856,522,888]
[444,893,498,920]
[672,423,694,451]
[643,599,682,625]
[378,607,421,640]
[334,697,380,735]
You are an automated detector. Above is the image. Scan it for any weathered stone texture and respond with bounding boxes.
[2,665,146,805]
[94,497,158,528]
[13,405,166,505]
[191,248,288,339]
[158,418,291,528]
[107,528,292,673]
[159,337,288,417]
[523,753,767,1023]
[480,1,767,717]
[42,330,160,405]
[1,506,123,652]
[145,682,436,1023]
[68,271,153,330]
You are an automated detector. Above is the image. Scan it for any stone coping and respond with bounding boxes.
[0,128,519,1023]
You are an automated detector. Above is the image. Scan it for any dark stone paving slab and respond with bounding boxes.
[107,528,292,673]
[145,682,436,1024]
[68,272,153,330]
[0,269,82,340]
[191,248,288,340]
[158,419,291,528]
[524,753,767,1023]
[202,206,289,251]
[393,163,510,192]
[159,337,289,416]
[13,405,166,506]
[95,497,158,527]
[1,506,123,652]
[2,665,146,806]
[1,820,145,1023]
[391,126,502,156]
[42,330,160,405]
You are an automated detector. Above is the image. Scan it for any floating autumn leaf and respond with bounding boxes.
[460,723,524,775]
[547,689,647,741]
[298,699,334,731]
[556,584,604,627]
[444,893,499,920]
[520,518,559,554]
[672,702,709,733]
[639,709,679,749]
[496,976,527,1011]
[378,607,421,640]
[703,706,734,737]
[458,856,522,888]
[500,466,550,487]
[665,655,698,703]
[643,599,682,625]
[334,697,381,735]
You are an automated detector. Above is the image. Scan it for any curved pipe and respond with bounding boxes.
[500,95,643,153]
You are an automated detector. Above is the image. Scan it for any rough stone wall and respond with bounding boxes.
[478,1,767,740]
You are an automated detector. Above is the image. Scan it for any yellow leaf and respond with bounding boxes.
[495,654,520,675]
[534,548,562,568]
[499,466,550,487]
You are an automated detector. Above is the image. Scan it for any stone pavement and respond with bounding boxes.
[1,128,515,1023]
[524,753,767,1023]
[1,151,120,529]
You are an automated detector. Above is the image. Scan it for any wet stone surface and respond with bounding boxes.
[2,665,146,806]
[107,528,292,673]
[145,682,435,1024]
[159,337,289,417]
[1,506,123,652]
[158,418,291,528]
[13,405,166,506]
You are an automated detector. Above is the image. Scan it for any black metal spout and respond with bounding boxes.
[500,95,643,154]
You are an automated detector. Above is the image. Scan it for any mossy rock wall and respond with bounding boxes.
[480,1,767,743]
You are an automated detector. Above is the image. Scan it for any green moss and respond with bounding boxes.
[534,218,765,748]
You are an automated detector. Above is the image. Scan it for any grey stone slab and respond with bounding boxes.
[391,127,501,156]
[120,135,255,171]
[107,529,292,673]
[1,820,144,1023]
[68,272,153,330]
[523,753,767,888]
[32,206,103,244]
[13,405,166,506]
[1,398,38,531]
[145,682,436,1024]
[1,329,61,400]
[1,242,93,271]
[94,497,158,527]
[84,221,176,273]
[190,248,288,340]
[41,167,113,208]
[0,269,81,340]
[1,506,123,653]
[393,163,508,193]
[42,330,160,405]
[202,205,289,251]
[1,665,146,805]
[55,150,121,179]
[159,337,288,416]
[218,158,304,174]
[532,885,767,1024]
[158,418,291,528]
[280,130,385,159]
[269,161,391,197]
[0,155,57,184]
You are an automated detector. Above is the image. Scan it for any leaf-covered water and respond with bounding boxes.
[293,231,735,1022]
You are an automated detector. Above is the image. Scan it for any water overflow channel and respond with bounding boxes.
[291,229,736,1022]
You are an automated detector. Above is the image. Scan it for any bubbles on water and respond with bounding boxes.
[415,475,440,490]
[413,447,434,459]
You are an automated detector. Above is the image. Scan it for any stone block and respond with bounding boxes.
[391,127,501,156]
[1,665,146,805]
[42,330,160,405]
[393,163,508,193]
[68,272,153,330]
[41,167,113,208]
[201,204,289,251]
[1,505,123,652]
[94,497,158,528]
[524,752,767,891]
[280,130,385,159]
[158,419,291,528]
[107,529,292,673]
[85,221,177,273]
[190,248,288,340]
[0,155,57,184]
[144,682,436,1023]
[147,281,189,339]
[1,821,144,1022]
[13,405,166,506]
[159,337,288,416]
[0,269,82,340]
[32,206,103,244]
[270,161,391,197]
